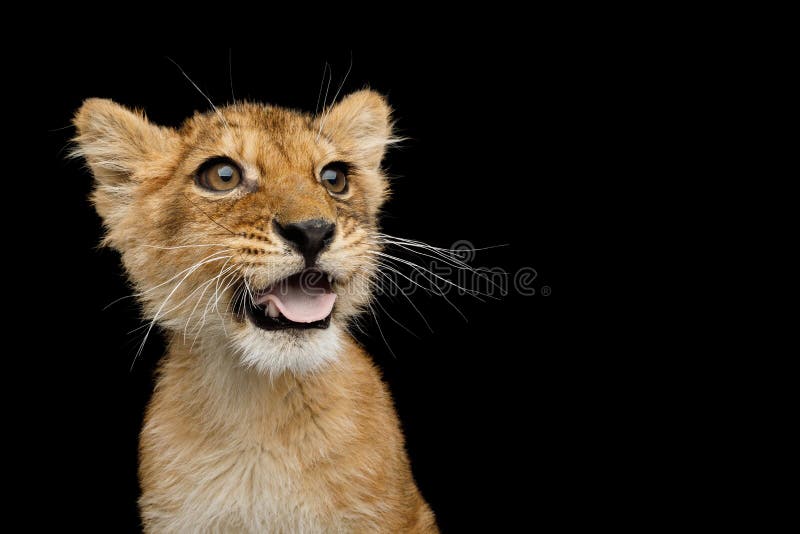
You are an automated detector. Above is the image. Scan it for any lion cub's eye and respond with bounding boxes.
[196,159,242,192]
[320,163,349,195]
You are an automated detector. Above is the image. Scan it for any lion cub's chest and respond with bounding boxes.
[143,431,348,532]
[193,443,331,530]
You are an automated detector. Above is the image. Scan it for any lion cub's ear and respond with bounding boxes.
[72,98,176,186]
[317,90,396,169]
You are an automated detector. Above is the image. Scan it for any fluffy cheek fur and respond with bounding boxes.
[125,255,377,377]
[115,234,379,377]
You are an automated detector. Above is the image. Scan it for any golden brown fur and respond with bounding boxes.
[73,91,437,532]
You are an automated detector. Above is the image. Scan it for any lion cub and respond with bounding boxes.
[73,91,437,532]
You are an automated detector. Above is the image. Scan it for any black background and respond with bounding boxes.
[26,49,604,531]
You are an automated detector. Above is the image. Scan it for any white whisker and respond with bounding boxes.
[105,249,233,310]
[374,267,433,333]
[367,301,396,358]
[131,254,232,370]
[166,56,232,136]
[317,54,353,141]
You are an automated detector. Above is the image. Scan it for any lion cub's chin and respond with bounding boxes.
[223,321,345,376]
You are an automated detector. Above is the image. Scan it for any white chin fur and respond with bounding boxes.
[232,322,343,376]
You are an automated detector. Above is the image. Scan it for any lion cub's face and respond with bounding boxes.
[74,91,393,374]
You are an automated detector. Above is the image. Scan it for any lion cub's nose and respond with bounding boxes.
[273,219,336,267]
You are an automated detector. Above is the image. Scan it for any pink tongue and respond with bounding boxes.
[257,286,336,323]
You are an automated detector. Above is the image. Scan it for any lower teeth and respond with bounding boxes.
[266,301,280,318]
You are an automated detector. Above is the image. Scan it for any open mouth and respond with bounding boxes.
[244,269,336,331]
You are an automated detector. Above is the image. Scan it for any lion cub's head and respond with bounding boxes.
[74,91,394,374]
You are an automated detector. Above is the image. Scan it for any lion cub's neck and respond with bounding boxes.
[150,335,360,446]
